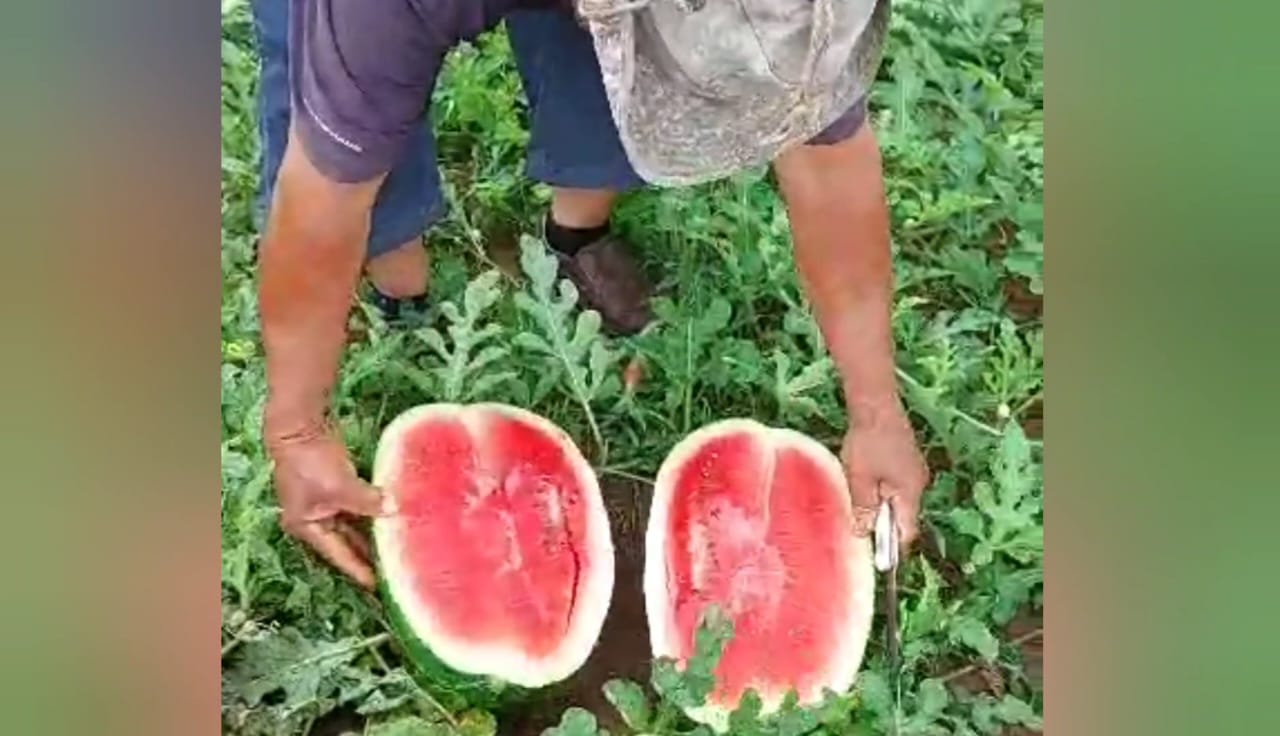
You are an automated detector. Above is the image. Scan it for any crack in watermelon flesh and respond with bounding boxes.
[385,409,594,660]
[651,422,873,718]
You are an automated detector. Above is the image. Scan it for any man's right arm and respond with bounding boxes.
[258,128,394,588]
[260,0,506,585]
[260,126,383,442]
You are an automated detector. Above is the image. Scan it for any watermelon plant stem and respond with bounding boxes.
[598,466,654,486]
[939,627,1043,685]
[684,320,694,434]
[371,639,462,733]
[896,368,1043,447]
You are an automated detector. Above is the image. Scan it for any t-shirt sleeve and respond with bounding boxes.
[288,0,454,183]
[806,95,869,146]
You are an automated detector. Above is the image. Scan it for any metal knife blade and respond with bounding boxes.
[874,500,902,733]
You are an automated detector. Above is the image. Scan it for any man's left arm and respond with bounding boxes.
[774,121,930,546]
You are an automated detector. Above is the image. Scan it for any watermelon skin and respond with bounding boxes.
[644,419,875,730]
[377,575,534,712]
[371,403,615,708]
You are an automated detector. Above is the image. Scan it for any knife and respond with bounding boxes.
[874,499,901,734]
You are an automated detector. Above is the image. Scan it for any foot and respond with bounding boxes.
[365,287,432,326]
[544,214,655,336]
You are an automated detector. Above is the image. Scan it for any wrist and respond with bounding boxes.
[844,385,905,422]
[263,397,330,449]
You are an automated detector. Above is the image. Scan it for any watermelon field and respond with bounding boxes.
[221,1,1044,734]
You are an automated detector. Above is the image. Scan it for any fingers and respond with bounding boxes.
[890,489,921,550]
[337,518,373,562]
[847,472,882,537]
[331,478,393,518]
[293,520,377,590]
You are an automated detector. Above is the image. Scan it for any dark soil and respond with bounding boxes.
[1002,277,1042,323]
[941,610,1044,736]
[483,227,524,281]
[309,707,363,736]
[1021,399,1043,441]
[918,528,968,591]
[1005,613,1043,687]
[982,219,1043,324]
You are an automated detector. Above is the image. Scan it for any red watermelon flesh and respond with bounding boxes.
[645,419,874,726]
[373,404,614,688]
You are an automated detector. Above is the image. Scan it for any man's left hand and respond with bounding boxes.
[842,398,931,550]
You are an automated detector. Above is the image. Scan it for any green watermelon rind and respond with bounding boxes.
[376,575,540,713]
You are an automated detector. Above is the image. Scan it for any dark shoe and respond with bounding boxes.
[554,234,656,335]
[366,287,432,328]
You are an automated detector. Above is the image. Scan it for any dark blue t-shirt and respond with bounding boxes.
[289,0,865,183]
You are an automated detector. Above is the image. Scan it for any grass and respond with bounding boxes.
[221,1,1043,734]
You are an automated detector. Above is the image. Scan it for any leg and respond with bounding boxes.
[506,11,646,194]
[551,187,619,230]
[506,9,654,334]
[252,0,442,320]
[364,239,431,298]
[362,125,442,304]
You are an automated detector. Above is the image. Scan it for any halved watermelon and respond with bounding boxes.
[645,419,875,729]
[371,403,614,707]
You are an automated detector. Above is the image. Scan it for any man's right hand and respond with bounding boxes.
[259,131,390,589]
[267,418,388,590]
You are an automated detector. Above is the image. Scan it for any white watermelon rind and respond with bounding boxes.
[644,418,876,731]
[371,402,616,695]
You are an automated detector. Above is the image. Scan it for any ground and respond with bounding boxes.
[220,1,1044,734]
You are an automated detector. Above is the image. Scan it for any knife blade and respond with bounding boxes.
[874,499,902,734]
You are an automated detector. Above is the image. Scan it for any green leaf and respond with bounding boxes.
[459,709,499,736]
[771,350,835,420]
[602,679,651,730]
[994,422,1034,506]
[691,606,734,666]
[520,235,559,293]
[815,688,856,728]
[971,481,998,518]
[950,615,1000,661]
[365,715,442,736]
[728,689,766,736]
[903,561,946,644]
[915,678,949,718]
[571,310,603,352]
[541,707,607,736]
[967,696,999,733]
[514,331,553,354]
[774,693,820,736]
[948,507,985,539]
[699,297,732,334]
[463,270,502,315]
[222,628,390,725]
[992,570,1038,624]
[408,269,512,402]
[419,328,451,361]
[993,695,1041,728]
[853,671,892,717]
[649,608,733,711]
[969,541,995,569]
[514,235,616,460]
[650,658,686,705]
